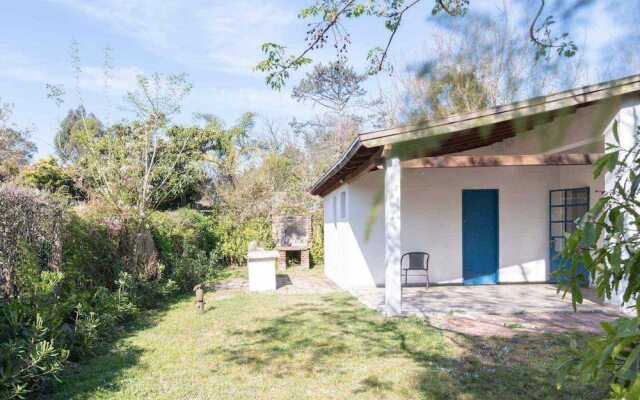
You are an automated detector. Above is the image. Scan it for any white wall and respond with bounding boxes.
[323,187,352,290]
[321,100,621,289]
[340,165,602,288]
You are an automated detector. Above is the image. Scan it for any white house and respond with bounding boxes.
[310,74,640,316]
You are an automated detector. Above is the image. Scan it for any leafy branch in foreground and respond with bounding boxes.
[256,0,576,89]
[530,0,577,60]
[556,120,640,399]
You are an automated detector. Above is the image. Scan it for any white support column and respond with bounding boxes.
[602,99,639,312]
[384,157,402,316]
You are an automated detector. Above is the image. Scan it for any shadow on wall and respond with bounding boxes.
[369,258,550,287]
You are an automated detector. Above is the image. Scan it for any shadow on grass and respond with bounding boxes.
[206,294,609,399]
[44,293,191,400]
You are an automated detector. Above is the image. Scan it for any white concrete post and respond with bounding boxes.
[384,157,402,316]
[603,99,639,312]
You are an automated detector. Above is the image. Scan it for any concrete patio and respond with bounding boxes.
[353,284,616,316]
[211,271,340,295]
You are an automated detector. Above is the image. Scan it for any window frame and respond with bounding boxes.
[339,190,347,220]
[332,195,337,225]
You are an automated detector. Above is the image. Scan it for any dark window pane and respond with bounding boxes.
[551,206,565,221]
[567,188,589,205]
[554,237,565,252]
[551,191,564,206]
[575,205,589,219]
[552,222,565,237]
[566,206,579,221]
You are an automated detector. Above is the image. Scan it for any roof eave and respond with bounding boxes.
[308,138,362,196]
[309,73,640,197]
[359,74,640,148]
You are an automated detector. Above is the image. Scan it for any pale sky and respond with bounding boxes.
[0,0,636,158]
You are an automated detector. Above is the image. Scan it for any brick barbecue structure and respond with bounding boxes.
[272,216,312,270]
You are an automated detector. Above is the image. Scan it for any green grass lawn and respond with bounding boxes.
[49,289,608,399]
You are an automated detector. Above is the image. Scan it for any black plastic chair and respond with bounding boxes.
[401,252,430,289]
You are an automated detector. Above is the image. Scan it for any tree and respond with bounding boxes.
[54,106,102,163]
[20,157,84,200]
[292,61,367,115]
[200,112,257,188]
[76,73,195,214]
[0,102,36,182]
[256,0,580,89]
[293,115,358,178]
[290,61,383,179]
[557,120,640,399]
[379,7,588,124]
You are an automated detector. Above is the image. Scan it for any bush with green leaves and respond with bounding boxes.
[149,208,220,289]
[0,261,68,398]
[0,192,185,396]
[310,212,324,266]
[149,208,217,258]
[20,156,84,200]
[0,310,68,400]
[60,208,123,292]
[210,213,273,267]
[558,121,640,399]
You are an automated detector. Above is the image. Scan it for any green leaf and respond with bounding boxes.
[612,119,620,144]
[571,282,583,306]
[601,321,616,335]
[583,222,596,246]
[593,152,615,178]
[606,151,619,172]
[627,374,640,399]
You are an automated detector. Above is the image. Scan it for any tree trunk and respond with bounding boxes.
[3,253,14,299]
[51,209,62,273]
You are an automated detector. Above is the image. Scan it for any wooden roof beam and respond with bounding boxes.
[401,153,603,168]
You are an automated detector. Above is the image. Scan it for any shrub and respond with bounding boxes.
[149,208,217,259]
[210,214,272,267]
[60,209,123,292]
[310,212,324,267]
[0,184,63,300]
[66,304,101,359]
[20,157,83,199]
[149,209,219,289]
[166,247,219,291]
[0,311,68,400]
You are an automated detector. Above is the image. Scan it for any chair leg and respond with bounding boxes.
[426,273,429,290]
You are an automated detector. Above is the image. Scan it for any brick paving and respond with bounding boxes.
[213,274,623,337]
[354,284,614,315]
[353,284,624,337]
[211,272,339,295]
[426,311,619,337]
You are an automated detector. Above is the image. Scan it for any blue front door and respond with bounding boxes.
[462,190,499,285]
